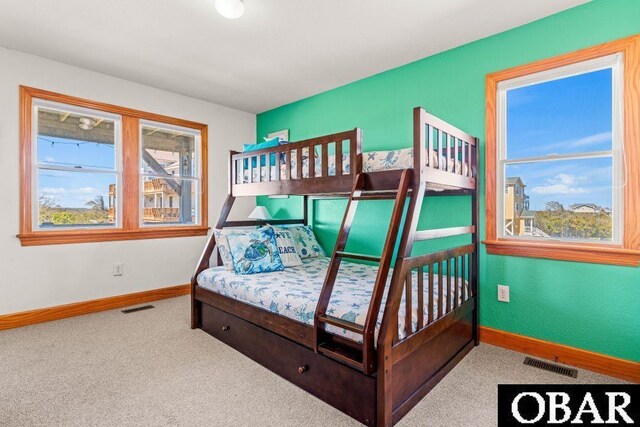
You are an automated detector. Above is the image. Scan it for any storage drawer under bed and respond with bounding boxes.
[200,302,377,425]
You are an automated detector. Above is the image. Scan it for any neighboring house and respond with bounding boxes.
[504,177,547,237]
[142,178,180,223]
[570,203,600,214]
[108,184,116,223]
[107,151,182,223]
[505,177,528,236]
[520,210,536,235]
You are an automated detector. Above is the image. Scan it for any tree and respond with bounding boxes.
[545,201,564,212]
[51,211,75,224]
[39,194,59,209]
[535,208,611,241]
[38,195,59,224]
[85,195,106,211]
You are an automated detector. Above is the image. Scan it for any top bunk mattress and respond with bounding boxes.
[197,257,468,344]
[239,147,469,191]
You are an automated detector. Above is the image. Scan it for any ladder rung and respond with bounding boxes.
[335,251,381,263]
[318,314,365,334]
[318,342,364,370]
[352,194,397,201]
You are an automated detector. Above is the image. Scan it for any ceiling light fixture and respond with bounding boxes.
[215,0,245,19]
[78,117,96,131]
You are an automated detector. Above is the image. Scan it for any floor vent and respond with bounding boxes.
[121,305,155,314]
[523,357,578,378]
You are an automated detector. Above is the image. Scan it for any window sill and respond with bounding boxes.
[483,239,640,267]
[18,226,209,246]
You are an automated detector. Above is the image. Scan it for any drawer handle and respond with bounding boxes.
[298,365,309,374]
[222,325,230,332]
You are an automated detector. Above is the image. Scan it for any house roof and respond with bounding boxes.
[506,177,526,187]
[521,210,536,218]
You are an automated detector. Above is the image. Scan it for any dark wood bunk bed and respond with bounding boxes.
[191,107,479,426]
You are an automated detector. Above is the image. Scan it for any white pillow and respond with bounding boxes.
[215,226,303,270]
[276,225,325,259]
[273,228,302,267]
[213,229,234,270]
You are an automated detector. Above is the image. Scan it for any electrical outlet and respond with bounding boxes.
[497,284,510,303]
[113,263,124,276]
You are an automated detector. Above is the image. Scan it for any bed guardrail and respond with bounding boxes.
[388,243,476,346]
[229,129,362,197]
[414,107,478,190]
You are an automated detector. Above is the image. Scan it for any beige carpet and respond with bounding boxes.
[0,296,625,426]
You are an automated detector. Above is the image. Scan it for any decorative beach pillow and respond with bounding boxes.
[273,228,302,267]
[277,225,325,259]
[227,227,285,275]
[213,228,234,270]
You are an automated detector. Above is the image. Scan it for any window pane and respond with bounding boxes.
[142,177,197,225]
[504,157,613,242]
[37,107,117,170]
[506,68,612,159]
[141,125,197,177]
[38,170,117,228]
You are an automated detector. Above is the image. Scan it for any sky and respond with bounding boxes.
[37,137,116,209]
[506,68,614,211]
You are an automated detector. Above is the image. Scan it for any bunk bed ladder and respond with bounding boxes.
[314,169,413,374]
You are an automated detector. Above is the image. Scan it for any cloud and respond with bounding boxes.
[531,184,587,195]
[531,173,587,195]
[73,187,98,194]
[541,132,612,152]
[44,156,55,163]
[555,173,577,185]
[568,132,612,148]
[41,187,66,194]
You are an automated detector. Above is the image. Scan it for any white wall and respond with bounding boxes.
[0,47,256,315]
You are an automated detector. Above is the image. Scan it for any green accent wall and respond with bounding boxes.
[257,0,640,362]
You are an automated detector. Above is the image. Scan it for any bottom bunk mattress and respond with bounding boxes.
[197,257,468,343]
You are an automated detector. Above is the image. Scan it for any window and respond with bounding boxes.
[140,121,201,226]
[19,87,209,245]
[33,100,122,230]
[499,56,622,244]
[485,35,640,266]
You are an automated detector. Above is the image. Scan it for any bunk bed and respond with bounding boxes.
[191,107,479,426]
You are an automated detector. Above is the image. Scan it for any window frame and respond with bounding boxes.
[496,54,623,245]
[484,35,640,267]
[138,120,203,228]
[32,99,124,231]
[19,86,209,246]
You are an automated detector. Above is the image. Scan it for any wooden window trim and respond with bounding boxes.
[18,86,209,246]
[484,35,640,267]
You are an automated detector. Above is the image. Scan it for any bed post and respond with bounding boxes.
[303,195,309,226]
[191,194,236,329]
[376,107,427,426]
[471,138,480,345]
[352,128,363,178]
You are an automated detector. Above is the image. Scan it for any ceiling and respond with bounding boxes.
[0,0,589,113]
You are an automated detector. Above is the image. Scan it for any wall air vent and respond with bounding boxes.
[523,357,578,378]
[121,305,155,314]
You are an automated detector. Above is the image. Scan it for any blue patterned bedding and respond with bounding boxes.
[197,257,468,343]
